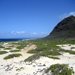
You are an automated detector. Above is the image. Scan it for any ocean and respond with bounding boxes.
[0,37,39,42]
[0,38,23,42]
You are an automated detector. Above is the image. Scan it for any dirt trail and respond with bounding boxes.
[21,44,37,59]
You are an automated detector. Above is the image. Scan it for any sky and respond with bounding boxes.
[0,0,75,38]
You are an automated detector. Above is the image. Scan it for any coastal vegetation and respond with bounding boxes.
[45,64,74,75]
[1,39,75,60]
[4,53,22,59]
[25,39,75,61]
[0,39,75,75]
[10,49,21,52]
[0,51,8,55]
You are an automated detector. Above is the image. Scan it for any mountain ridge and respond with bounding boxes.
[47,15,75,39]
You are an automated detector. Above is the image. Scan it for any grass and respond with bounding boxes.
[4,53,22,59]
[16,41,29,49]
[25,39,61,61]
[0,51,8,55]
[47,56,59,59]
[45,64,74,75]
[16,45,25,49]
[1,39,75,61]
[0,45,4,48]
[60,49,75,54]
[16,46,23,49]
[25,54,40,62]
[25,54,59,62]
[1,39,75,75]
[16,67,24,71]
[10,50,21,52]
[4,48,11,50]
[25,39,75,61]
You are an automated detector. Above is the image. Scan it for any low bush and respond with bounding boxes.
[4,53,22,59]
[46,64,74,75]
[10,50,20,52]
[0,51,8,55]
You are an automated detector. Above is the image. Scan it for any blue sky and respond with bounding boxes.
[0,0,75,38]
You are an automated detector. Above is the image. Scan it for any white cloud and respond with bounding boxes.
[59,12,75,20]
[0,31,48,38]
[5,31,48,38]
[15,31,25,34]
[30,32,37,35]
[69,12,75,16]
[31,32,48,35]
[11,31,26,35]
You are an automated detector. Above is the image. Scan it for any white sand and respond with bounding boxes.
[57,44,75,51]
[1,53,75,75]
[0,44,75,75]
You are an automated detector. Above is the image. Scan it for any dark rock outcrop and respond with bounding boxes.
[47,15,75,39]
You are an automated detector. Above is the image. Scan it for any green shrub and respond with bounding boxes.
[25,54,40,62]
[46,64,74,75]
[0,51,8,55]
[16,46,25,49]
[48,56,59,59]
[4,48,11,50]
[0,45,4,48]
[60,49,75,54]
[4,53,22,59]
[10,50,20,52]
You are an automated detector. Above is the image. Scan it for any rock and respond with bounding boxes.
[47,15,75,39]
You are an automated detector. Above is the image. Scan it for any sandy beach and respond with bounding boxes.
[0,43,75,75]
